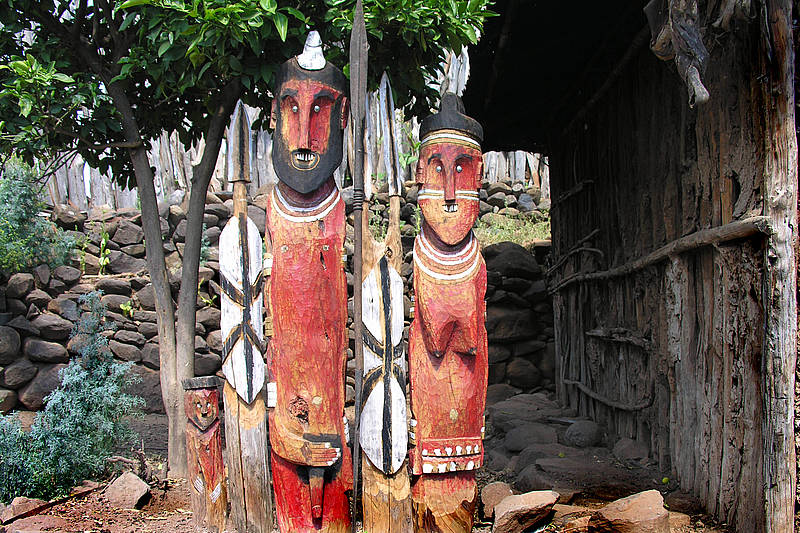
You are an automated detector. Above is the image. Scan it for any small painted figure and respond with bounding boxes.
[182,376,227,533]
[266,31,352,533]
[408,93,488,532]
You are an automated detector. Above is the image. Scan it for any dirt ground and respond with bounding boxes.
[1,413,733,532]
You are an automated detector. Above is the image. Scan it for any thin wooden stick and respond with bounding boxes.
[549,216,772,293]
[562,379,653,412]
[545,246,604,277]
[585,327,652,351]
[555,179,594,206]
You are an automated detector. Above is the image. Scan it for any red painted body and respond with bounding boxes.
[266,184,352,533]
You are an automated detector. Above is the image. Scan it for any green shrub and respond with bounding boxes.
[0,291,143,503]
[0,159,76,272]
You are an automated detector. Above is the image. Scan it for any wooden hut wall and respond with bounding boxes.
[548,12,794,533]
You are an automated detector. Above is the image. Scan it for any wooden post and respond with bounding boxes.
[358,73,412,532]
[761,1,796,531]
[220,102,274,533]
[182,376,227,533]
[408,94,487,532]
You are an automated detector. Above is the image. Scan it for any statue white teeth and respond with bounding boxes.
[297,30,326,70]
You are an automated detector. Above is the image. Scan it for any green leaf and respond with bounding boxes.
[259,0,277,13]
[51,73,74,83]
[273,12,288,41]
[119,13,137,32]
[119,0,151,8]
[157,41,171,57]
[19,97,32,118]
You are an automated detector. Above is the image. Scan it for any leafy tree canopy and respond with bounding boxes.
[0,0,493,185]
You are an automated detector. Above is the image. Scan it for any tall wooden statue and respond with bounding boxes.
[220,102,274,533]
[408,93,487,532]
[266,31,352,533]
[182,376,227,533]
[358,73,413,532]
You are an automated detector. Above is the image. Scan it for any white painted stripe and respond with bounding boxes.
[420,131,480,150]
[417,231,477,265]
[414,249,481,281]
[271,188,341,222]
[273,185,339,213]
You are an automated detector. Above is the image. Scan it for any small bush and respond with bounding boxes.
[0,291,143,503]
[0,158,75,272]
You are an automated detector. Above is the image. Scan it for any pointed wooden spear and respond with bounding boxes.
[349,0,368,528]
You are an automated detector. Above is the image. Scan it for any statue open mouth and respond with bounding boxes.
[291,149,319,170]
[443,203,458,213]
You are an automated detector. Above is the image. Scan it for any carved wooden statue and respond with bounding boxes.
[408,93,487,532]
[182,376,227,533]
[358,73,413,532]
[265,31,352,533]
[219,102,273,533]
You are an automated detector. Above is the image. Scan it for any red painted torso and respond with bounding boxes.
[408,230,488,475]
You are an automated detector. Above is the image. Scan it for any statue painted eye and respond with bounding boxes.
[313,104,320,113]
[291,104,299,113]
[456,164,463,173]
[435,165,442,173]
[196,402,202,409]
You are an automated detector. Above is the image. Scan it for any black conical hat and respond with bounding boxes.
[419,93,483,143]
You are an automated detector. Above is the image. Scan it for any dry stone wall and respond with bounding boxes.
[0,178,553,417]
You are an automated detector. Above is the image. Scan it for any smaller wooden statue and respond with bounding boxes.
[182,376,227,533]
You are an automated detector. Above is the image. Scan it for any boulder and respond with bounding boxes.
[489,362,506,385]
[504,422,558,452]
[128,365,163,413]
[48,278,67,293]
[0,326,21,364]
[612,438,649,462]
[18,363,66,410]
[515,464,556,493]
[107,250,147,274]
[109,340,142,362]
[588,490,669,533]
[484,449,510,472]
[486,307,535,342]
[514,443,577,475]
[172,219,187,242]
[114,330,145,347]
[6,273,34,299]
[0,358,37,389]
[95,277,132,295]
[204,202,230,219]
[25,289,51,308]
[195,352,222,376]
[7,298,27,316]
[564,420,602,448]
[489,344,513,364]
[517,193,536,213]
[0,496,48,523]
[505,358,541,390]
[138,322,158,339]
[32,264,51,288]
[101,293,131,315]
[24,337,69,363]
[206,330,222,352]
[486,383,521,406]
[31,313,73,341]
[0,388,17,413]
[134,284,156,311]
[47,297,80,321]
[7,316,40,337]
[247,205,266,234]
[204,225,222,244]
[168,189,185,206]
[141,343,160,370]
[112,219,144,246]
[52,204,87,231]
[492,490,558,533]
[52,265,81,284]
[487,182,512,197]
[104,472,150,509]
[488,393,564,432]
[196,307,221,329]
[484,242,541,279]
[481,481,513,519]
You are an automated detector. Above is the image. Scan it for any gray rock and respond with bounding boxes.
[505,358,541,390]
[194,335,209,354]
[0,496,48,523]
[589,490,668,533]
[486,383,521,406]
[6,273,34,299]
[107,251,147,274]
[488,362,506,385]
[484,448,510,472]
[514,443,577,475]
[1,358,37,389]
[514,465,556,493]
[563,420,602,448]
[247,205,266,235]
[52,204,87,231]
[128,365,163,413]
[134,284,156,311]
[94,277,132,295]
[114,329,145,347]
[168,189,185,206]
[172,219,187,243]
[204,203,230,219]
[7,298,27,316]
[203,213,219,227]
[488,393,564,432]
[537,198,551,211]
[195,352,222,376]
[486,306,535,342]
[204,225,222,244]
[0,388,17,413]
[25,289,51,309]
[32,264,51,288]
[517,193,536,213]
[0,326,21,364]
[47,297,80,321]
[24,337,69,363]
[206,330,222,353]
[141,343,160,369]
[19,363,66,410]
[52,265,81,284]
[111,219,144,246]
[612,438,649,462]
[513,339,546,358]
[484,242,541,279]
[504,422,558,452]
[31,314,73,341]
[489,344,513,364]
[493,490,559,533]
[196,307,221,329]
[138,322,159,339]
[487,191,507,208]
[105,472,150,509]
[109,340,142,362]
[486,182,512,197]
[481,481,513,519]
[121,244,146,258]
[7,315,39,337]
[101,293,130,314]
[48,278,67,293]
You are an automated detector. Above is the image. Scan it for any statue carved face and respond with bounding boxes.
[271,61,349,194]
[184,388,219,431]
[416,137,483,246]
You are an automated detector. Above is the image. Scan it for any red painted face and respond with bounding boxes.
[416,141,483,245]
[271,76,349,194]
[184,388,219,431]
